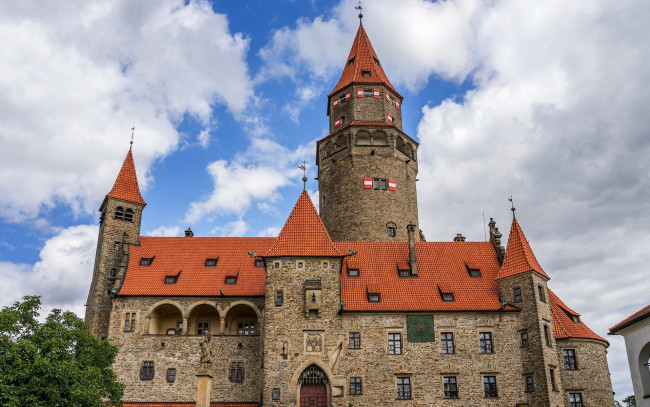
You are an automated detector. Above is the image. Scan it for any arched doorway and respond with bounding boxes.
[299,365,328,407]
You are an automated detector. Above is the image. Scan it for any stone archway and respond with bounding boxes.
[298,365,329,407]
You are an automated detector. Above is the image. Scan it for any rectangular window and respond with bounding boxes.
[483,376,498,398]
[572,315,581,324]
[538,285,546,302]
[363,88,373,97]
[441,332,455,354]
[349,332,361,349]
[398,269,410,278]
[443,376,458,398]
[177,321,183,334]
[362,70,371,77]
[205,258,217,267]
[114,242,120,251]
[468,268,481,277]
[569,392,583,407]
[255,259,264,267]
[167,368,176,383]
[238,322,254,335]
[348,268,359,277]
[479,332,493,354]
[140,361,154,381]
[225,276,237,285]
[110,268,117,277]
[380,179,387,190]
[297,261,304,269]
[513,287,522,302]
[564,349,577,370]
[230,361,244,383]
[272,388,281,400]
[544,325,552,347]
[549,368,557,391]
[368,293,380,302]
[164,275,177,284]
[350,377,362,395]
[396,377,411,399]
[442,293,455,302]
[275,290,284,306]
[525,375,534,392]
[197,322,209,335]
[388,332,402,355]
[140,257,153,266]
[274,261,280,269]
[124,312,136,332]
[521,331,529,347]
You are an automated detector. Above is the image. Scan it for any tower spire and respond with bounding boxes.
[355,0,363,25]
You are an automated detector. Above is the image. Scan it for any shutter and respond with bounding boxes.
[396,100,400,109]
[388,179,396,191]
[335,118,341,127]
[385,92,390,102]
[407,315,435,342]
[363,177,373,189]
[387,114,393,123]
[345,91,350,101]
[373,88,379,98]
[357,88,364,98]
[333,99,339,108]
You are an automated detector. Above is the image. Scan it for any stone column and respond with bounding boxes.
[196,337,213,407]
[219,317,226,334]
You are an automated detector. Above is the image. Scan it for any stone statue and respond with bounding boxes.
[199,337,213,371]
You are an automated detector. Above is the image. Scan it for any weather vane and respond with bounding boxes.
[130,126,135,149]
[355,0,363,24]
[298,161,308,190]
[508,195,516,220]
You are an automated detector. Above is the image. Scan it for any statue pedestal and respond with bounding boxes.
[195,370,213,407]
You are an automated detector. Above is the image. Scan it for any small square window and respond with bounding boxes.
[350,377,362,395]
[225,276,237,285]
[140,258,153,266]
[275,290,284,306]
[442,293,455,302]
[525,375,534,392]
[387,226,396,237]
[255,259,264,268]
[322,261,329,269]
[363,88,373,98]
[444,376,458,398]
[362,70,371,77]
[197,321,209,335]
[468,268,481,277]
[349,332,361,349]
[572,315,580,324]
[399,269,410,278]
[348,268,359,277]
[514,287,522,302]
[205,258,217,267]
[114,242,120,251]
[274,261,280,269]
[368,293,380,303]
[521,331,529,347]
[167,368,176,383]
[272,388,281,400]
[110,268,117,277]
[164,275,178,284]
[297,261,304,269]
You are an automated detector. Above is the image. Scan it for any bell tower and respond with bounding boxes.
[317,21,419,242]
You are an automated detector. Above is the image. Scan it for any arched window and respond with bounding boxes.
[356,131,371,145]
[335,135,346,149]
[114,206,125,220]
[372,132,387,145]
[324,141,334,156]
[124,208,134,222]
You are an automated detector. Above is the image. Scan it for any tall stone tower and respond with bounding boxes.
[85,147,145,338]
[317,23,419,242]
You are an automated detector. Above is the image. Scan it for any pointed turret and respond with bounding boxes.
[105,149,146,206]
[329,24,400,99]
[497,219,550,280]
[265,190,341,257]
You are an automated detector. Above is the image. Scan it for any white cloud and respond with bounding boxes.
[0,0,253,222]
[0,224,98,318]
[211,220,249,237]
[148,225,183,237]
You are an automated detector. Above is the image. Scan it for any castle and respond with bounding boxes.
[85,21,614,407]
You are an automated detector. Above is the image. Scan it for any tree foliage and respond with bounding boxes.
[0,296,123,406]
[623,395,637,406]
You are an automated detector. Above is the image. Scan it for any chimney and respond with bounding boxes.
[185,227,194,237]
[453,233,466,242]
[407,223,418,276]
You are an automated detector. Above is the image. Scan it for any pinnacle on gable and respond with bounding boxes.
[105,149,146,206]
[497,219,549,280]
[329,24,400,97]
[264,190,341,257]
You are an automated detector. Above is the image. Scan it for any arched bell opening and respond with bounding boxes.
[298,364,329,407]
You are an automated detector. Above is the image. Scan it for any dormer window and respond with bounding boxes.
[164,275,178,284]
[373,57,381,66]
[348,57,355,66]
[439,284,454,302]
[348,268,359,277]
[205,258,218,267]
[442,293,455,302]
[466,264,481,277]
[572,316,580,324]
[255,259,264,268]
[367,285,381,302]
[124,208,134,222]
[140,257,153,266]
[368,294,380,302]
[225,276,237,285]
[397,262,411,278]
[361,70,371,77]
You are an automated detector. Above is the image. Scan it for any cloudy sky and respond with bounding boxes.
[0,0,647,399]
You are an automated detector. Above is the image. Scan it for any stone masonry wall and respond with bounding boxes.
[85,197,144,338]
[328,85,403,132]
[557,338,614,406]
[109,296,264,404]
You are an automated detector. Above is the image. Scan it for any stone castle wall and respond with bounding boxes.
[328,85,403,131]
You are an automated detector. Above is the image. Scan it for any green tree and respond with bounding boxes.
[623,395,637,406]
[0,296,123,406]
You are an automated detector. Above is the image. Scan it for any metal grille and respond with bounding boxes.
[298,365,328,385]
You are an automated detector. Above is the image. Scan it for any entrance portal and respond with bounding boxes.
[298,365,328,407]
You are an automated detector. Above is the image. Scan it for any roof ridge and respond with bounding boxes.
[496,219,549,280]
[105,149,146,205]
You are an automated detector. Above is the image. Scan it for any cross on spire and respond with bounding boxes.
[355,0,363,24]
[298,161,308,190]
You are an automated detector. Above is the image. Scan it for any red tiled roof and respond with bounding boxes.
[497,219,550,280]
[122,404,257,407]
[609,303,650,334]
[337,241,509,312]
[264,190,341,257]
[329,25,400,97]
[119,237,274,296]
[106,149,146,205]
[549,289,607,344]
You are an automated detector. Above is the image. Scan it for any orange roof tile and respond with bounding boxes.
[337,241,509,312]
[609,303,650,334]
[497,219,549,280]
[329,25,400,97]
[549,289,607,344]
[119,237,274,296]
[106,149,146,205]
[264,190,341,257]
